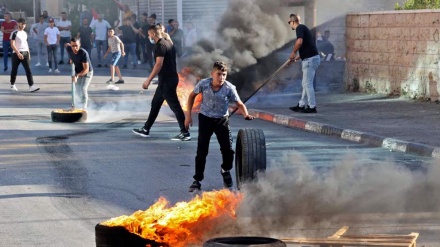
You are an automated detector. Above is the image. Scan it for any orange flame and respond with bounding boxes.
[101,189,243,247]
[164,67,202,112]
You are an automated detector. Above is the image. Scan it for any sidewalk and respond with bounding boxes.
[246,92,440,157]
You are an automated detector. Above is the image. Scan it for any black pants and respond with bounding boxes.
[193,113,234,182]
[47,44,58,70]
[143,77,186,133]
[145,43,154,69]
[10,51,34,86]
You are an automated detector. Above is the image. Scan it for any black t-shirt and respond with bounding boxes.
[295,24,319,59]
[66,46,93,74]
[78,26,93,48]
[170,29,184,48]
[118,25,136,43]
[154,38,177,80]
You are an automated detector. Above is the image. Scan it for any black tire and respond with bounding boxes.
[235,128,266,188]
[95,224,163,247]
[51,109,87,123]
[203,236,286,247]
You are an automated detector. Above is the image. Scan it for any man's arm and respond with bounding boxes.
[77,62,90,77]
[142,56,163,89]
[289,38,303,61]
[235,100,253,119]
[184,91,197,129]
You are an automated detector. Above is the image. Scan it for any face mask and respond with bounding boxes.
[149,38,155,44]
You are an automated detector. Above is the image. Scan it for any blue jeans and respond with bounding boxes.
[123,42,137,66]
[74,71,93,109]
[59,37,71,61]
[95,39,107,64]
[3,40,11,69]
[299,55,321,108]
[47,44,58,70]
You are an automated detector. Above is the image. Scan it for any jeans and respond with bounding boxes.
[193,113,234,182]
[59,36,71,61]
[299,55,321,108]
[36,40,46,64]
[3,40,10,69]
[10,51,34,86]
[143,77,186,133]
[123,42,137,66]
[82,45,92,59]
[95,39,107,64]
[74,71,93,109]
[47,44,58,70]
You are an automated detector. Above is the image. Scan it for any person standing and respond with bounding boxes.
[144,14,156,70]
[77,18,93,58]
[183,22,197,57]
[132,24,190,141]
[9,18,40,92]
[103,28,125,84]
[1,12,17,72]
[117,17,139,69]
[288,13,320,114]
[44,18,60,74]
[42,10,51,23]
[56,12,72,64]
[65,37,93,109]
[91,13,111,68]
[32,15,49,67]
[185,61,254,192]
[169,20,184,57]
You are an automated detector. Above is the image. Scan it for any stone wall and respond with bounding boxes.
[345,10,440,99]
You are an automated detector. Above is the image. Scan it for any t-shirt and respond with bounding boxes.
[295,24,319,59]
[78,26,93,47]
[66,46,93,74]
[117,25,136,43]
[154,38,177,80]
[1,20,17,41]
[56,19,72,37]
[91,20,111,40]
[11,30,29,52]
[170,28,184,51]
[44,27,60,45]
[193,78,240,118]
[185,28,197,47]
[108,35,122,53]
[33,22,49,41]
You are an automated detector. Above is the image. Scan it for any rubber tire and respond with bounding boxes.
[51,109,87,123]
[235,128,266,189]
[203,236,286,247]
[95,224,161,247]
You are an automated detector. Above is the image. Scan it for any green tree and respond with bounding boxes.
[395,0,440,10]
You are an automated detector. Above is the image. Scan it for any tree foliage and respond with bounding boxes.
[395,0,440,10]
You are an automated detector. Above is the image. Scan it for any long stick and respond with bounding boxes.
[230,59,290,116]
[71,63,75,108]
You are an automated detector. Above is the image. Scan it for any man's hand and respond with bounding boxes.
[244,115,254,120]
[184,115,192,130]
[142,79,150,89]
[72,76,77,84]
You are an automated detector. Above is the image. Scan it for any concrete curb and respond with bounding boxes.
[249,109,440,158]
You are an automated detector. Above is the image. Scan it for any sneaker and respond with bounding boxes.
[48,68,52,73]
[35,62,41,67]
[29,85,40,92]
[106,79,114,84]
[221,170,233,188]
[188,180,201,192]
[58,60,64,65]
[10,85,18,91]
[289,104,305,112]
[104,64,108,68]
[122,64,127,69]
[171,132,191,141]
[137,60,141,65]
[115,79,125,84]
[97,64,102,68]
[54,69,60,74]
[4,67,7,72]
[46,62,49,66]
[301,106,317,113]
[132,128,150,137]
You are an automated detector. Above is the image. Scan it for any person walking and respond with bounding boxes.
[1,12,17,72]
[132,24,190,141]
[44,18,60,74]
[65,37,93,109]
[32,15,49,67]
[91,13,111,68]
[288,13,320,114]
[103,28,125,84]
[9,18,40,92]
[185,61,253,192]
[77,18,93,58]
[56,12,72,64]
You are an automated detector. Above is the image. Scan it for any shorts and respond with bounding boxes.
[110,52,121,66]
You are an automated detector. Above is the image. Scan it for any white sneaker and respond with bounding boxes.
[10,85,18,91]
[48,68,52,73]
[35,62,41,66]
[29,85,40,92]
[54,69,60,74]
[46,62,49,66]
[137,60,141,65]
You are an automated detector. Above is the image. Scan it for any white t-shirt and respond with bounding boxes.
[44,27,60,45]
[56,19,71,37]
[185,28,197,47]
[91,20,111,41]
[10,30,29,52]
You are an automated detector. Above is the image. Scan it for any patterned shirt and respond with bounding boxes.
[193,78,240,118]
[108,36,122,53]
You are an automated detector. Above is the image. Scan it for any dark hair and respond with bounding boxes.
[70,37,80,43]
[149,13,156,19]
[108,27,114,31]
[17,18,26,24]
[142,12,148,17]
[213,61,228,72]
[168,19,174,24]
[61,12,66,15]
[290,13,299,23]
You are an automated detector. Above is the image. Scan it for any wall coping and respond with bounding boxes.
[348,9,440,15]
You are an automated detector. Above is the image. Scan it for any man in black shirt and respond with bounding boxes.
[288,13,321,114]
[76,18,93,57]
[132,24,190,141]
[117,17,139,69]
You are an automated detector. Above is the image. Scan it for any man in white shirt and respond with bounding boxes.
[184,22,197,57]
[10,18,40,92]
[91,14,111,67]
[44,18,60,73]
[56,12,72,64]
[32,15,49,66]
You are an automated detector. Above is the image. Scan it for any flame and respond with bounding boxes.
[101,189,243,247]
[164,67,202,112]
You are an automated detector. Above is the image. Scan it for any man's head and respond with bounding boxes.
[131,14,137,21]
[82,18,88,26]
[147,24,162,43]
[288,13,300,30]
[43,10,48,18]
[168,19,174,25]
[39,15,44,23]
[17,18,26,30]
[211,61,228,86]
[124,17,132,25]
[61,12,67,21]
[49,18,55,26]
[108,28,115,36]
[185,22,194,30]
[323,30,330,41]
[142,12,148,22]
[97,14,103,21]
[173,21,179,29]
[70,37,81,54]
[4,12,11,21]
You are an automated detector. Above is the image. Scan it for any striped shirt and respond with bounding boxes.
[11,30,29,52]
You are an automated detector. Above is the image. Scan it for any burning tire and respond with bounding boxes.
[203,236,286,247]
[95,224,163,247]
[51,109,87,123]
[235,128,266,188]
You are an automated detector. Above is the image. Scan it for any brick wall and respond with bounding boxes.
[345,10,440,99]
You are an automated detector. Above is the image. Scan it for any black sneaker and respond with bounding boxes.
[115,79,125,84]
[188,180,201,192]
[97,64,102,68]
[221,170,233,188]
[289,104,305,112]
[58,60,64,65]
[301,106,317,113]
[132,128,150,137]
[106,79,114,84]
[171,132,191,141]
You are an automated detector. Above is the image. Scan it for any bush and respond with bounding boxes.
[395,0,440,10]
